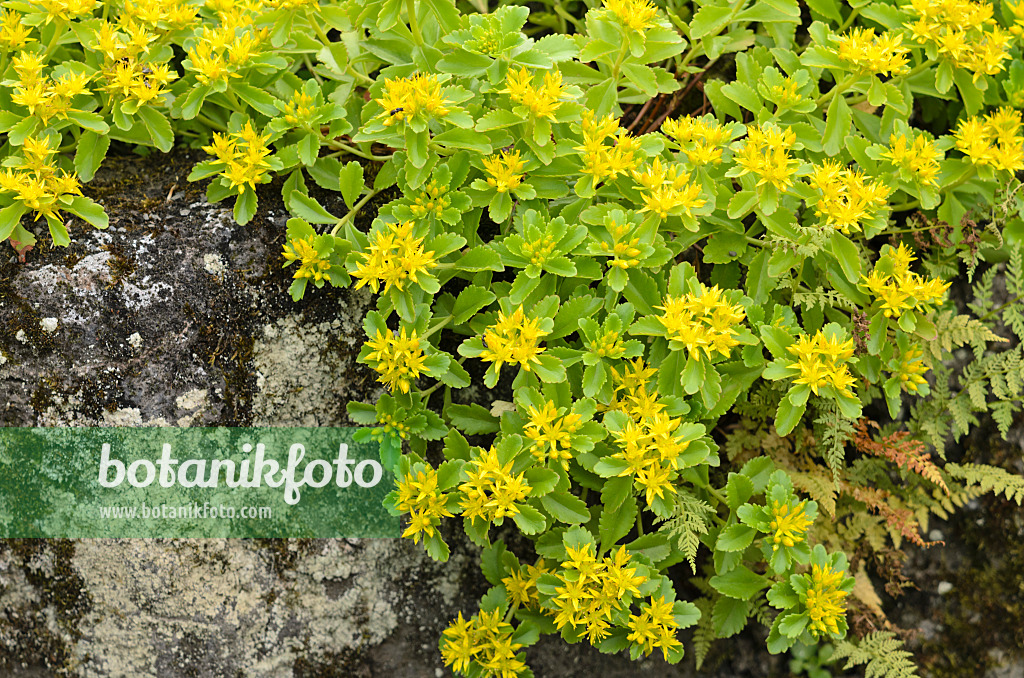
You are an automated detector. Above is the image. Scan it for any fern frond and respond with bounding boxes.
[832,632,919,678]
[925,310,1006,363]
[813,399,854,485]
[945,462,1024,505]
[967,265,999,317]
[1003,248,1024,339]
[655,490,713,574]
[692,597,715,671]
[792,470,838,517]
[792,287,860,313]
[852,421,949,494]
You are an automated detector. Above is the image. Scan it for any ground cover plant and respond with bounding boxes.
[2,0,1024,674]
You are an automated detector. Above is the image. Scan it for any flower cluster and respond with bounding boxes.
[732,125,799,192]
[785,331,857,397]
[440,610,526,677]
[501,67,566,121]
[656,283,747,360]
[408,178,452,218]
[808,161,891,234]
[953,107,1024,172]
[396,465,453,543]
[627,596,684,660]
[894,344,929,393]
[0,9,33,51]
[833,28,909,75]
[548,544,646,643]
[0,136,82,222]
[801,563,849,637]
[768,500,813,551]
[10,55,93,123]
[602,0,659,33]
[502,559,550,608]
[201,122,274,194]
[281,90,316,126]
[904,0,1010,80]
[478,306,548,378]
[351,221,438,294]
[661,115,731,166]
[458,445,531,524]
[482,150,527,193]
[185,19,267,85]
[861,244,950,318]
[609,411,694,506]
[880,132,943,186]
[604,359,663,420]
[375,73,450,126]
[632,157,706,220]
[576,110,642,189]
[524,400,582,467]
[281,237,332,282]
[363,327,427,394]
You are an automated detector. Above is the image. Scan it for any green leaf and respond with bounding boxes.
[712,596,750,638]
[513,504,548,534]
[721,81,762,113]
[298,132,319,166]
[288,192,337,224]
[447,403,499,434]
[476,109,524,132]
[457,246,504,271]
[0,203,27,241]
[339,160,363,209]
[822,95,851,157]
[775,396,806,436]
[452,285,497,324]
[232,82,280,116]
[716,524,756,552]
[64,196,109,229]
[233,187,257,225]
[725,473,755,510]
[74,130,111,182]
[599,495,637,551]
[541,491,591,524]
[830,232,862,283]
[709,565,769,599]
[433,128,492,154]
[689,4,734,38]
[137,106,173,152]
[65,110,109,134]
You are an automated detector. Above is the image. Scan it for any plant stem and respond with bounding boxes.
[406,0,424,46]
[322,137,392,161]
[980,294,1023,321]
[837,7,860,32]
[330,188,380,236]
[197,113,228,132]
[422,315,452,340]
[635,508,645,537]
[890,199,920,212]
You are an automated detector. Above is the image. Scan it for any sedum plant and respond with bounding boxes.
[3,0,1024,674]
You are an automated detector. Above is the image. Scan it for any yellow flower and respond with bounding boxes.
[395,466,453,543]
[804,564,849,637]
[954,107,1024,172]
[662,115,732,166]
[282,89,315,126]
[478,306,548,378]
[632,157,707,220]
[351,221,437,294]
[833,28,909,75]
[904,0,1010,79]
[0,9,34,51]
[896,344,929,393]
[408,178,451,218]
[502,559,550,608]
[363,327,427,394]
[733,125,799,192]
[655,283,746,359]
[603,0,659,32]
[880,132,943,186]
[550,545,646,645]
[768,500,813,551]
[375,72,450,126]
[201,122,273,194]
[575,109,642,189]
[0,136,82,223]
[524,401,582,467]
[860,243,950,318]
[282,237,332,283]
[482,149,527,193]
[785,331,856,396]
[627,596,683,660]
[458,446,531,523]
[501,66,567,121]
[807,160,891,234]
